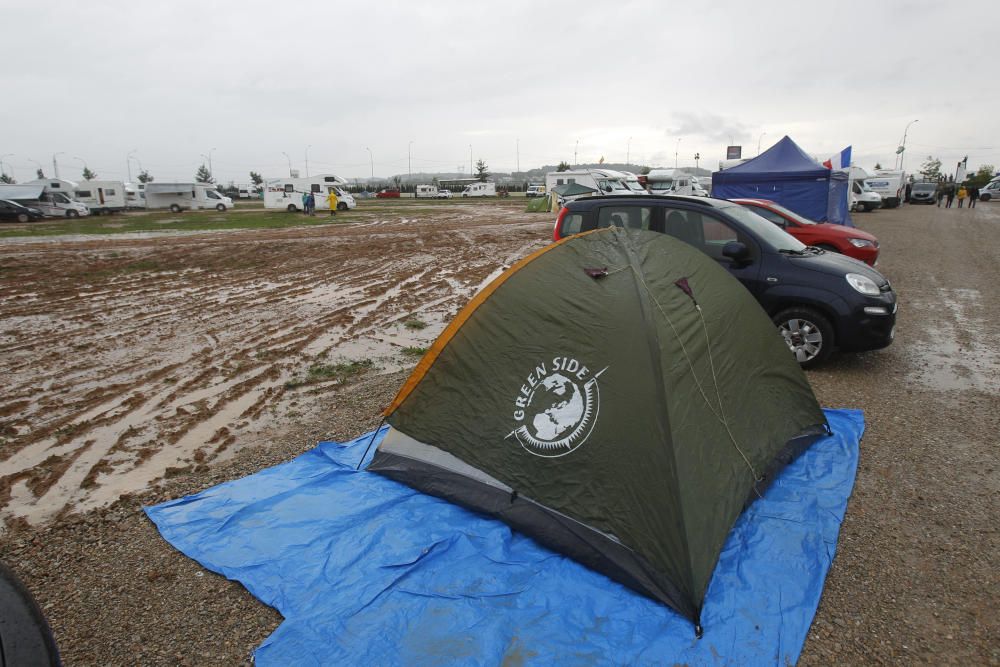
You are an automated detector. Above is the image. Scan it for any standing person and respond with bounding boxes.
[326,188,339,216]
[301,190,309,214]
[970,185,980,208]
[957,185,968,208]
[305,192,316,216]
[936,183,945,207]
[945,183,956,208]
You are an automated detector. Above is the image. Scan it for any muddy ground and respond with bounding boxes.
[0,200,997,665]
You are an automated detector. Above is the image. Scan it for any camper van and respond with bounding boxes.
[125,182,146,209]
[73,180,127,215]
[544,169,640,198]
[848,166,882,212]
[864,170,907,208]
[263,174,357,211]
[415,184,439,198]
[144,183,233,212]
[19,179,91,217]
[645,169,709,197]
[461,182,497,197]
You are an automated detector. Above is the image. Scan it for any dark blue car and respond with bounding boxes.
[554,195,897,367]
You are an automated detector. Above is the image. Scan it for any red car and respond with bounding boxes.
[732,198,880,265]
[375,189,401,199]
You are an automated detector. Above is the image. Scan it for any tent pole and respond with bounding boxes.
[356,417,386,471]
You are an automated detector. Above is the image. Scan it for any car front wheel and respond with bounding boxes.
[337,202,348,211]
[169,204,182,213]
[66,210,79,219]
[17,213,29,223]
[981,193,992,202]
[773,307,834,368]
[216,204,226,211]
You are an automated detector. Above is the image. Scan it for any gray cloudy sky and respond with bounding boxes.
[1,0,995,185]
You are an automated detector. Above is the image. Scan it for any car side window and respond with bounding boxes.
[561,213,584,236]
[596,206,651,231]
[661,208,751,262]
[751,207,787,228]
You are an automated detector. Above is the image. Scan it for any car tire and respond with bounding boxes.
[169,204,182,213]
[216,204,226,211]
[981,193,992,202]
[773,307,834,368]
[16,213,29,223]
[66,210,79,219]
[337,202,348,211]
[287,204,298,212]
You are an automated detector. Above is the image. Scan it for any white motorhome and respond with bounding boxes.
[73,180,127,215]
[848,166,882,212]
[263,174,357,211]
[864,170,907,208]
[144,183,233,212]
[645,169,709,197]
[20,179,91,217]
[415,184,439,198]
[461,182,496,197]
[544,169,639,197]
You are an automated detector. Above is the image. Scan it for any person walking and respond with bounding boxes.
[301,190,309,214]
[957,185,968,208]
[970,185,980,209]
[305,192,316,216]
[936,183,945,207]
[326,189,339,216]
[945,183,956,208]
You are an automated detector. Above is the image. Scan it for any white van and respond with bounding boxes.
[978,179,1000,202]
[74,180,127,215]
[461,182,496,197]
[144,183,233,212]
[20,179,92,217]
[263,174,357,212]
[415,184,439,198]
[864,170,907,208]
[645,169,709,197]
[849,167,882,212]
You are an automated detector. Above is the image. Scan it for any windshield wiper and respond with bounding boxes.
[778,248,808,256]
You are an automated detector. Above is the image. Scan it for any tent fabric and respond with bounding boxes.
[145,408,864,666]
[373,227,827,626]
[826,170,853,227]
[712,136,832,222]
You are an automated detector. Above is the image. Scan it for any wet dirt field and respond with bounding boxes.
[1,199,997,665]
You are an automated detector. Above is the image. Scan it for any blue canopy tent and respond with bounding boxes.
[712,136,851,225]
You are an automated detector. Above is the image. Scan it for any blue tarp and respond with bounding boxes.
[712,136,833,223]
[147,408,863,666]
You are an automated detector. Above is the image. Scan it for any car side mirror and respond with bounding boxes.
[722,241,751,265]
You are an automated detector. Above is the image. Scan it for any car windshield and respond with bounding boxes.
[648,180,672,190]
[759,201,817,225]
[912,184,936,192]
[623,181,645,192]
[716,203,807,252]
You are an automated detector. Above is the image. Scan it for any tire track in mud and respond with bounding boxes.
[0,207,551,526]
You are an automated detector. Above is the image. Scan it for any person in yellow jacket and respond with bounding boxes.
[326,189,339,216]
[957,186,968,208]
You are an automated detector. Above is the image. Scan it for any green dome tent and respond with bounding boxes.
[370,227,827,632]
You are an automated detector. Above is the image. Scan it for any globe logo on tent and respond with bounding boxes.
[507,358,606,458]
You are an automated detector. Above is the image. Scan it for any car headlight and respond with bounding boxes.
[849,238,874,248]
[846,272,880,296]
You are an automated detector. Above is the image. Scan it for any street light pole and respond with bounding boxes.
[281,151,292,177]
[52,152,65,179]
[469,144,473,177]
[408,141,413,182]
[365,147,373,180]
[675,138,682,168]
[627,136,632,167]
[757,132,767,156]
[516,138,520,178]
[575,139,579,166]
[305,145,312,177]
[208,147,216,177]
[127,149,137,182]
[897,119,918,171]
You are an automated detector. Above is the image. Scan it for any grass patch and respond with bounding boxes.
[285,359,374,389]
[401,346,428,357]
[404,319,427,330]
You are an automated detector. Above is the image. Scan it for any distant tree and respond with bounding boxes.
[474,160,490,182]
[249,171,263,187]
[874,162,882,170]
[137,170,153,183]
[919,156,942,181]
[36,168,45,179]
[82,166,97,180]
[556,161,571,172]
[967,164,995,188]
[0,174,15,184]
[392,175,402,188]
[195,163,214,184]
[640,166,651,175]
